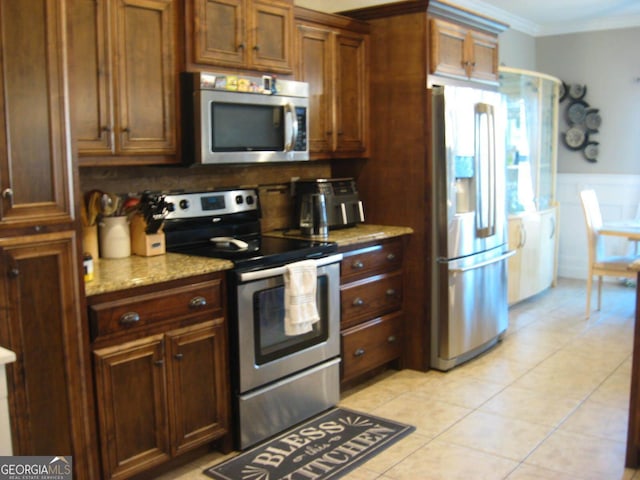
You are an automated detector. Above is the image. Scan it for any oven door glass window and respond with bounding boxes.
[253,274,329,365]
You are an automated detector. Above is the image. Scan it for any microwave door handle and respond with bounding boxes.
[284,103,298,152]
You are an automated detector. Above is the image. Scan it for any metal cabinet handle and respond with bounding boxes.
[386,253,396,261]
[354,348,365,357]
[2,188,13,199]
[175,353,183,360]
[352,260,364,269]
[352,297,365,307]
[189,296,207,309]
[386,289,396,297]
[119,311,140,325]
[387,335,397,343]
[237,43,245,50]
[253,45,260,51]
[154,359,164,366]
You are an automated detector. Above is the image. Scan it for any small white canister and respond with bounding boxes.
[99,216,131,259]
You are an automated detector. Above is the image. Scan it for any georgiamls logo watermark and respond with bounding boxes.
[0,456,72,479]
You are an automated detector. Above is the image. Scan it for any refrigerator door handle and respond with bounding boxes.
[474,102,497,238]
[448,250,516,273]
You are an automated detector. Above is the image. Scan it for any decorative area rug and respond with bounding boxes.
[204,407,415,480]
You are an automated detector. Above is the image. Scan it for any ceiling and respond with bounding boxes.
[294,0,640,36]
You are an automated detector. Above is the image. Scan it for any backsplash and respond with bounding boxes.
[79,162,331,231]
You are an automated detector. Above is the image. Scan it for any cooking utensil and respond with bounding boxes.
[100,192,119,216]
[85,190,103,226]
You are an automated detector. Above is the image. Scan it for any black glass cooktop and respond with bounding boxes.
[168,235,337,270]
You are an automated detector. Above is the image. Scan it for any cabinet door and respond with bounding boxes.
[296,24,334,154]
[0,232,96,478]
[93,335,170,480]
[539,208,557,290]
[166,320,229,456]
[429,19,467,79]
[507,216,523,305]
[0,0,73,227]
[67,0,114,155]
[335,32,368,155]
[250,0,294,73]
[519,213,543,300]
[467,29,499,83]
[192,0,246,67]
[113,0,176,154]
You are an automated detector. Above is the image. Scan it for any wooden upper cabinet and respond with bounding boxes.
[0,0,73,227]
[295,9,369,159]
[429,18,499,83]
[427,0,508,86]
[189,0,294,73]
[335,32,368,155]
[67,0,178,165]
[296,24,333,154]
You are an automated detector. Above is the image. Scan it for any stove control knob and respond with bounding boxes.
[179,199,190,210]
[246,195,254,205]
[235,195,244,204]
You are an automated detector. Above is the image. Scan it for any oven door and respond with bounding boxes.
[234,254,342,393]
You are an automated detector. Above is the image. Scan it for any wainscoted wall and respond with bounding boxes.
[557,173,640,279]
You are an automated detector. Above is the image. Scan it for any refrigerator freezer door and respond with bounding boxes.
[433,84,507,260]
[431,247,511,371]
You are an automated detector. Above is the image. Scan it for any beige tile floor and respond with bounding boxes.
[157,278,640,479]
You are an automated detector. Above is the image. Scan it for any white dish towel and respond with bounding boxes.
[284,260,319,336]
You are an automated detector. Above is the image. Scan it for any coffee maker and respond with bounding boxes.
[295,178,365,230]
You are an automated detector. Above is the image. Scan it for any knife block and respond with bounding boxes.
[130,215,165,257]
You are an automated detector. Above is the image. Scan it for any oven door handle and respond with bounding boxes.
[238,253,343,282]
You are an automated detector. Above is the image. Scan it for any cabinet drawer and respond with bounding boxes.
[341,311,403,382]
[90,279,222,340]
[341,271,402,328]
[341,239,403,283]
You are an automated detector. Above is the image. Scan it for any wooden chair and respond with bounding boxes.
[580,189,637,317]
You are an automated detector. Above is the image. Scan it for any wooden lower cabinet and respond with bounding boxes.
[339,238,405,384]
[0,231,98,478]
[507,207,558,305]
[89,275,230,480]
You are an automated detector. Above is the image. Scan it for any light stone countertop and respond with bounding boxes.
[85,253,233,297]
[85,224,412,296]
[263,223,414,247]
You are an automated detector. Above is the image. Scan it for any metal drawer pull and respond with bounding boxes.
[386,289,396,297]
[386,253,396,261]
[119,312,140,325]
[387,335,397,343]
[354,348,365,357]
[352,297,365,307]
[189,296,207,308]
[175,353,184,360]
[352,260,364,269]
[154,359,164,366]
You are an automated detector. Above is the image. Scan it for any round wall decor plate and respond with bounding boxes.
[569,83,587,100]
[559,81,568,102]
[585,109,602,131]
[567,100,589,125]
[583,141,599,162]
[564,126,587,150]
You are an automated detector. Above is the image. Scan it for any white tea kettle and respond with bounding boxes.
[298,193,328,238]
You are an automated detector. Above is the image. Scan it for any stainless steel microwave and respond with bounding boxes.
[181,72,309,165]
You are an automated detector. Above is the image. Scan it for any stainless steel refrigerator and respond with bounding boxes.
[430,81,513,371]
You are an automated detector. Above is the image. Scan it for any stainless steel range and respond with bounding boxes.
[163,188,342,449]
